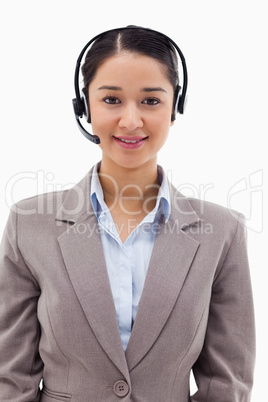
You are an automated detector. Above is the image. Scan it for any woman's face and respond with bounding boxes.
[88,52,175,171]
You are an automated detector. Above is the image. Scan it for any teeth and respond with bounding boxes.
[120,138,140,143]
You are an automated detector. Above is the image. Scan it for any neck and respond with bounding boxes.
[98,158,160,214]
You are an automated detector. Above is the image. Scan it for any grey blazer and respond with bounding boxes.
[0,168,255,401]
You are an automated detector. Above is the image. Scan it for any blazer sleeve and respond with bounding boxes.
[191,215,256,402]
[0,208,43,401]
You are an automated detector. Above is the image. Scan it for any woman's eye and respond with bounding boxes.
[142,97,160,106]
[103,96,121,104]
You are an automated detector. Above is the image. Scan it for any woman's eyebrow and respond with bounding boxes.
[98,85,122,91]
[142,87,167,93]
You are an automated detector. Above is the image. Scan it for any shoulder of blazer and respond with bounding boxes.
[9,168,94,224]
[169,183,245,245]
[187,196,245,230]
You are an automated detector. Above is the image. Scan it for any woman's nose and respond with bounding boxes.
[118,103,143,130]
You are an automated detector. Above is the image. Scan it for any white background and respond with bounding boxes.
[0,1,267,399]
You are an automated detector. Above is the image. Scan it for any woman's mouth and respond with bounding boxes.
[113,136,148,149]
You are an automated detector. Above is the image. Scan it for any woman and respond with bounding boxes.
[0,26,255,401]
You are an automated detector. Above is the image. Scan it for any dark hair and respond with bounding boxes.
[81,26,179,119]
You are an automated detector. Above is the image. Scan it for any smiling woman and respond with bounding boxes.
[0,26,255,402]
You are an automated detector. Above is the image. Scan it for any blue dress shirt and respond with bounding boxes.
[90,163,170,351]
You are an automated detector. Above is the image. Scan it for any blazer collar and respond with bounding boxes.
[55,168,201,376]
[55,167,200,229]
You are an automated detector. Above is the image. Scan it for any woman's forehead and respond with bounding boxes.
[91,52,171,85]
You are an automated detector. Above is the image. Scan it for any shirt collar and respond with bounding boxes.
[90,163,170,223]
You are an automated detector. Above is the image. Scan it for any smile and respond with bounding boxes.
[119,138,143,144]
[113,136,148,149]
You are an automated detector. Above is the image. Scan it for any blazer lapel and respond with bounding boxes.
[55,170,130,380]
[125,184,201,372]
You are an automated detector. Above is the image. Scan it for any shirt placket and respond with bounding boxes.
[98,212,133,351]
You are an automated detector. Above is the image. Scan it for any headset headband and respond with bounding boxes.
[72,26,188,144]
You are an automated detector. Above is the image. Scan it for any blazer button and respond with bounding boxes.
[113,380,129,397]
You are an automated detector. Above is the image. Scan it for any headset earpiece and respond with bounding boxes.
[171,85,181,121]
[72,97,81,118]
[72,94,100,144]
[81,90,91,123]
[72,91,90,120]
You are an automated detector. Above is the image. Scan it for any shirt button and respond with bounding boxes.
[113,380,129,397]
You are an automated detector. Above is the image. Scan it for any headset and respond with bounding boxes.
[72,26,188,144]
